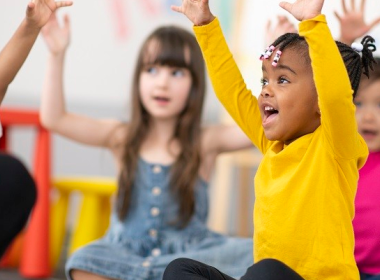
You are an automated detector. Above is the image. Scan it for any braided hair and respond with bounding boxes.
[262,33,377,98]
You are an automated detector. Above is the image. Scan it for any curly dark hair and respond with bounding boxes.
[264,33,377,98]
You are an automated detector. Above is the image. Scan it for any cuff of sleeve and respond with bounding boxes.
[299,14,326,34]
[193,17,220,35]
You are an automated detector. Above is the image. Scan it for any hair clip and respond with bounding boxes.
[264,45,275,59]
[260,46,270,60]
[272,50,282,67]
[351,42,363,53]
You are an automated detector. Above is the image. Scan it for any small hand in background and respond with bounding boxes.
[42,13,71,56]
[265,15,297,47]
[334,0,380,45]
[26,0,73,29]
[171,0,215,26]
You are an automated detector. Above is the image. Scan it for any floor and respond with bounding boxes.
[0,269,65,280]
[0,232,69,280]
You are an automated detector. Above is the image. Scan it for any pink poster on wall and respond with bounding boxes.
[108,0,162,40]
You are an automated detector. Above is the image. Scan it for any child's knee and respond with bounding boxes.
[70,269,102,280]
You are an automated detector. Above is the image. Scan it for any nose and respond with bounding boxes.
[260,87,274,98]
[156,70,170,88]
[362,109,375,123]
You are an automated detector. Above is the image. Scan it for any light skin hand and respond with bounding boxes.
[171,0,215,26]
[334,0,380,45]
[42,13,71,56]
[265,15,297,47]
[279,0,324,22]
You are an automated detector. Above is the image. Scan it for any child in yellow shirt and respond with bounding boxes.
[164,0,377,279]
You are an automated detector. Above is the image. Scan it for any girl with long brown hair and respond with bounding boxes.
[40,13,253,280]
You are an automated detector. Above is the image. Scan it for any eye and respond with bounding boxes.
[260,78,268,87]
[278,77,289,84]
[172,68,186,77]
[354,100,362,107]
[144,65,158,74]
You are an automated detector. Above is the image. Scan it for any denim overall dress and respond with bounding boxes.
[66,158,253,280]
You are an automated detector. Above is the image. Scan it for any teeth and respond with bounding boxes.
[265,106,275,111]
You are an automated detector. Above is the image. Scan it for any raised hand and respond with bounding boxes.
[265,15,297,46]
[26,0,73,29]
[42,13,71,55]
[279,0,324,22]
[334,0,380,45]
[171,0,215,26]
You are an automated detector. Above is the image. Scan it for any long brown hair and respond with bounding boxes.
[117,26,206,227]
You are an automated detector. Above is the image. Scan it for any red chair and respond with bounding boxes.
[0,107,51,278]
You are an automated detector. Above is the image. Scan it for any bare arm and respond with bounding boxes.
[0,0,72,104]
[203,124,253,155]
[334,0,380,45]
[40,14,123,148]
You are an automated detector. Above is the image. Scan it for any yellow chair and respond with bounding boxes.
[50,177,117,268]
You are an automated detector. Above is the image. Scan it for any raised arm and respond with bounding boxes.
[0,0,72,103]
[203,124,253,155]
[172,0,270,153]
[40,14,123,149]
[281,0,365,158]
[334,0,380,45]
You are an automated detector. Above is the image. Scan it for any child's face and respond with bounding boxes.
[258,47,320,144]
[354,80,380,152]
[138,41,192,121]
[139,63,192,121]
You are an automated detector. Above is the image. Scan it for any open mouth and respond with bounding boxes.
[153,96,170,103]
[262,106,279,126]
[264,106,278,116]
[361,129,378,138]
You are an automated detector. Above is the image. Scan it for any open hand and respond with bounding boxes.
[41,13,71,55]
[279,0,324,22]
[171,0,215,26]
[26,0,73,29]
[265,15,297,46]
[334,0,380,45]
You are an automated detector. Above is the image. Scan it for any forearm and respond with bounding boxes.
[300,15,360,157]
[193,18,268,152]
[0,19,40,103]
[40,53,67,131]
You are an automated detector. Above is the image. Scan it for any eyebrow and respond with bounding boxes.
[262,64,297,75]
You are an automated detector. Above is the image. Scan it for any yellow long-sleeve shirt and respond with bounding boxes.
[194,15,368,280]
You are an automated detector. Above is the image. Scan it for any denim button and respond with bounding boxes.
[151,248,161,256]
[149,229,157,237]
[142,260,151,267]
[152,165,162,174]
[152,187,161,196]
[151,207,160,216]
